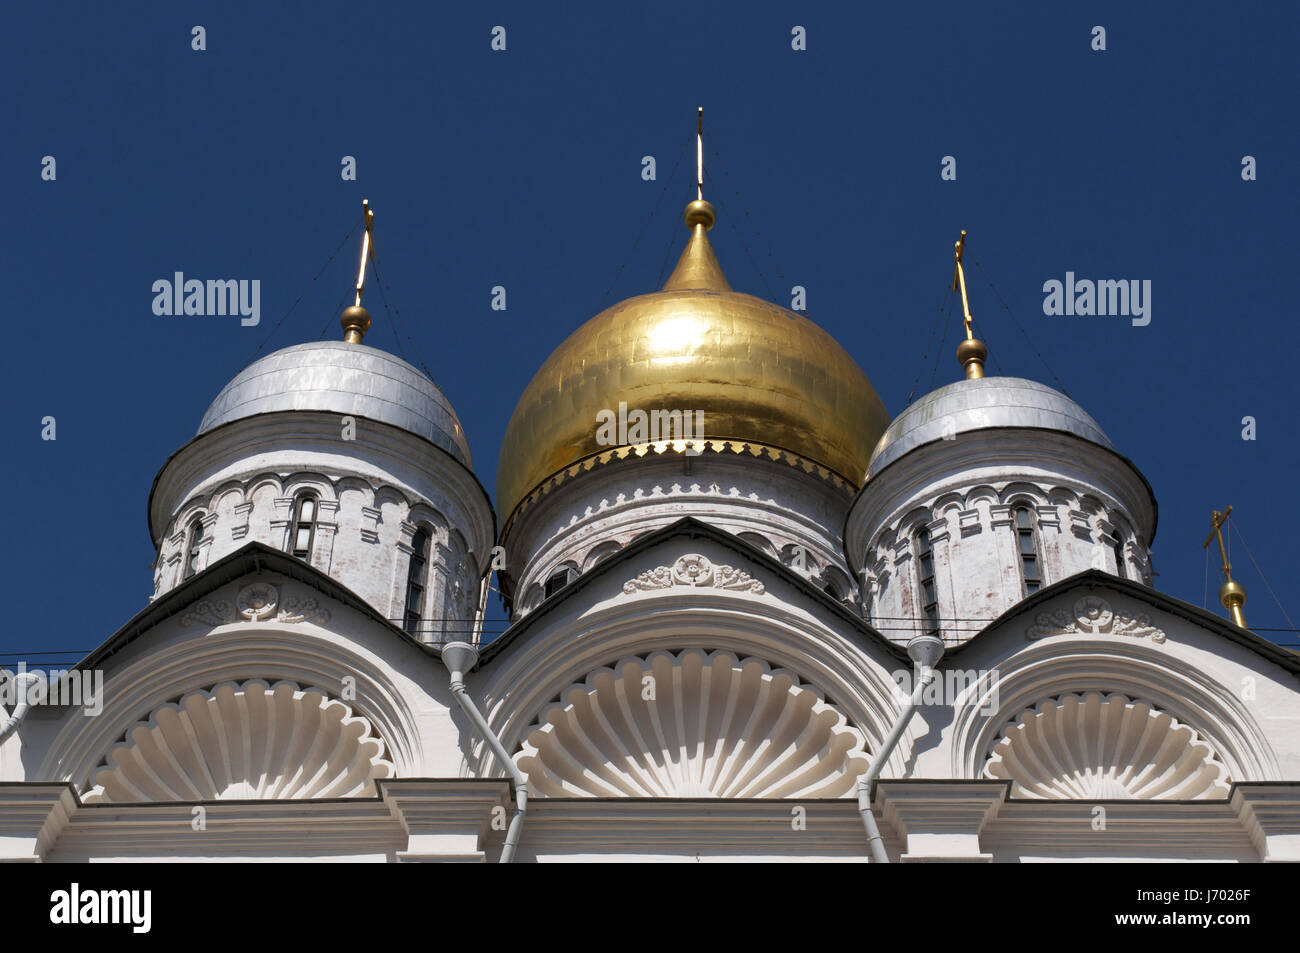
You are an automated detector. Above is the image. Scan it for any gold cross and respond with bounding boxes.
[354,199,375,308]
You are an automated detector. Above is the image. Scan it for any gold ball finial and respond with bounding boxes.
[956,337,987,380]
[684,199,716,230]
[341,304,371,344]
[1219,578,1248,628]
[1219,579,1247,609]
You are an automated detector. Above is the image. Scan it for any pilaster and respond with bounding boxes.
[876,780,1005,862]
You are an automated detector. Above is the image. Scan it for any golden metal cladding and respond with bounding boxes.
[496,204,891,524]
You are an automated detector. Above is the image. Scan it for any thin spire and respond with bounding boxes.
[696,106,704,201]
[952,229,987,379]
[662,108,731,292]
[341,199,375,344]
[1203,505,1248,628]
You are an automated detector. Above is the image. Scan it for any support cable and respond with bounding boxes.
[904,284,954,407]
[707,169,777,301]
[367,255,410,364]
[255,214,364,357]
[317,285,354,341]
[371,251,441,385]
[972,258,1071,396]
[1232,522,1296,630]
[927,292,956,392]
[707,141,790,296]
[600,143,687,309]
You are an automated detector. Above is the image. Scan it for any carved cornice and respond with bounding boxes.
[502,438,854,544]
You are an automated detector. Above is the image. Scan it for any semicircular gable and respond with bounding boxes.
[41,621,423,790]
[473,601,909,784]
[515,648,868,798]
[83,680,394,803]
[950,640,1279,784]
[982,691,1230,799]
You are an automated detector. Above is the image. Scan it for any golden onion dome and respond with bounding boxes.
[496,199,890,526]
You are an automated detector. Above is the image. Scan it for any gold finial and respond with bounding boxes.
[341,199,375,344]
[1203,506,1247,628]
[696,106,704,201]
[664,109,727,290]
[952,229,986,380]
[683,107,716,233]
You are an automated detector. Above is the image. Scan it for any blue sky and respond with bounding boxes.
[3,2,1296,663]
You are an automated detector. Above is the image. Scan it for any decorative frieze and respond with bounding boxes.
[623,554,765,595]
[180,583,331,627]
[1025,595,1165,643]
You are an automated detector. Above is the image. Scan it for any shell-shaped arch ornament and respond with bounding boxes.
[983,692,1230,800]
[83,680,395,803]
[515,649,869,798]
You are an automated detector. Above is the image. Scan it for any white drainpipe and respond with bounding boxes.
[857,634,945,863]
[0,672,48,744]
[440,641,527,863]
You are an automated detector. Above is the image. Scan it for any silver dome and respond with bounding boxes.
[867,377,1112,478]
[198,342,472,468]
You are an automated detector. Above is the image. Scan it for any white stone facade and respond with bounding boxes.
[3,538,1298,861]
[2,328,1297,863]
